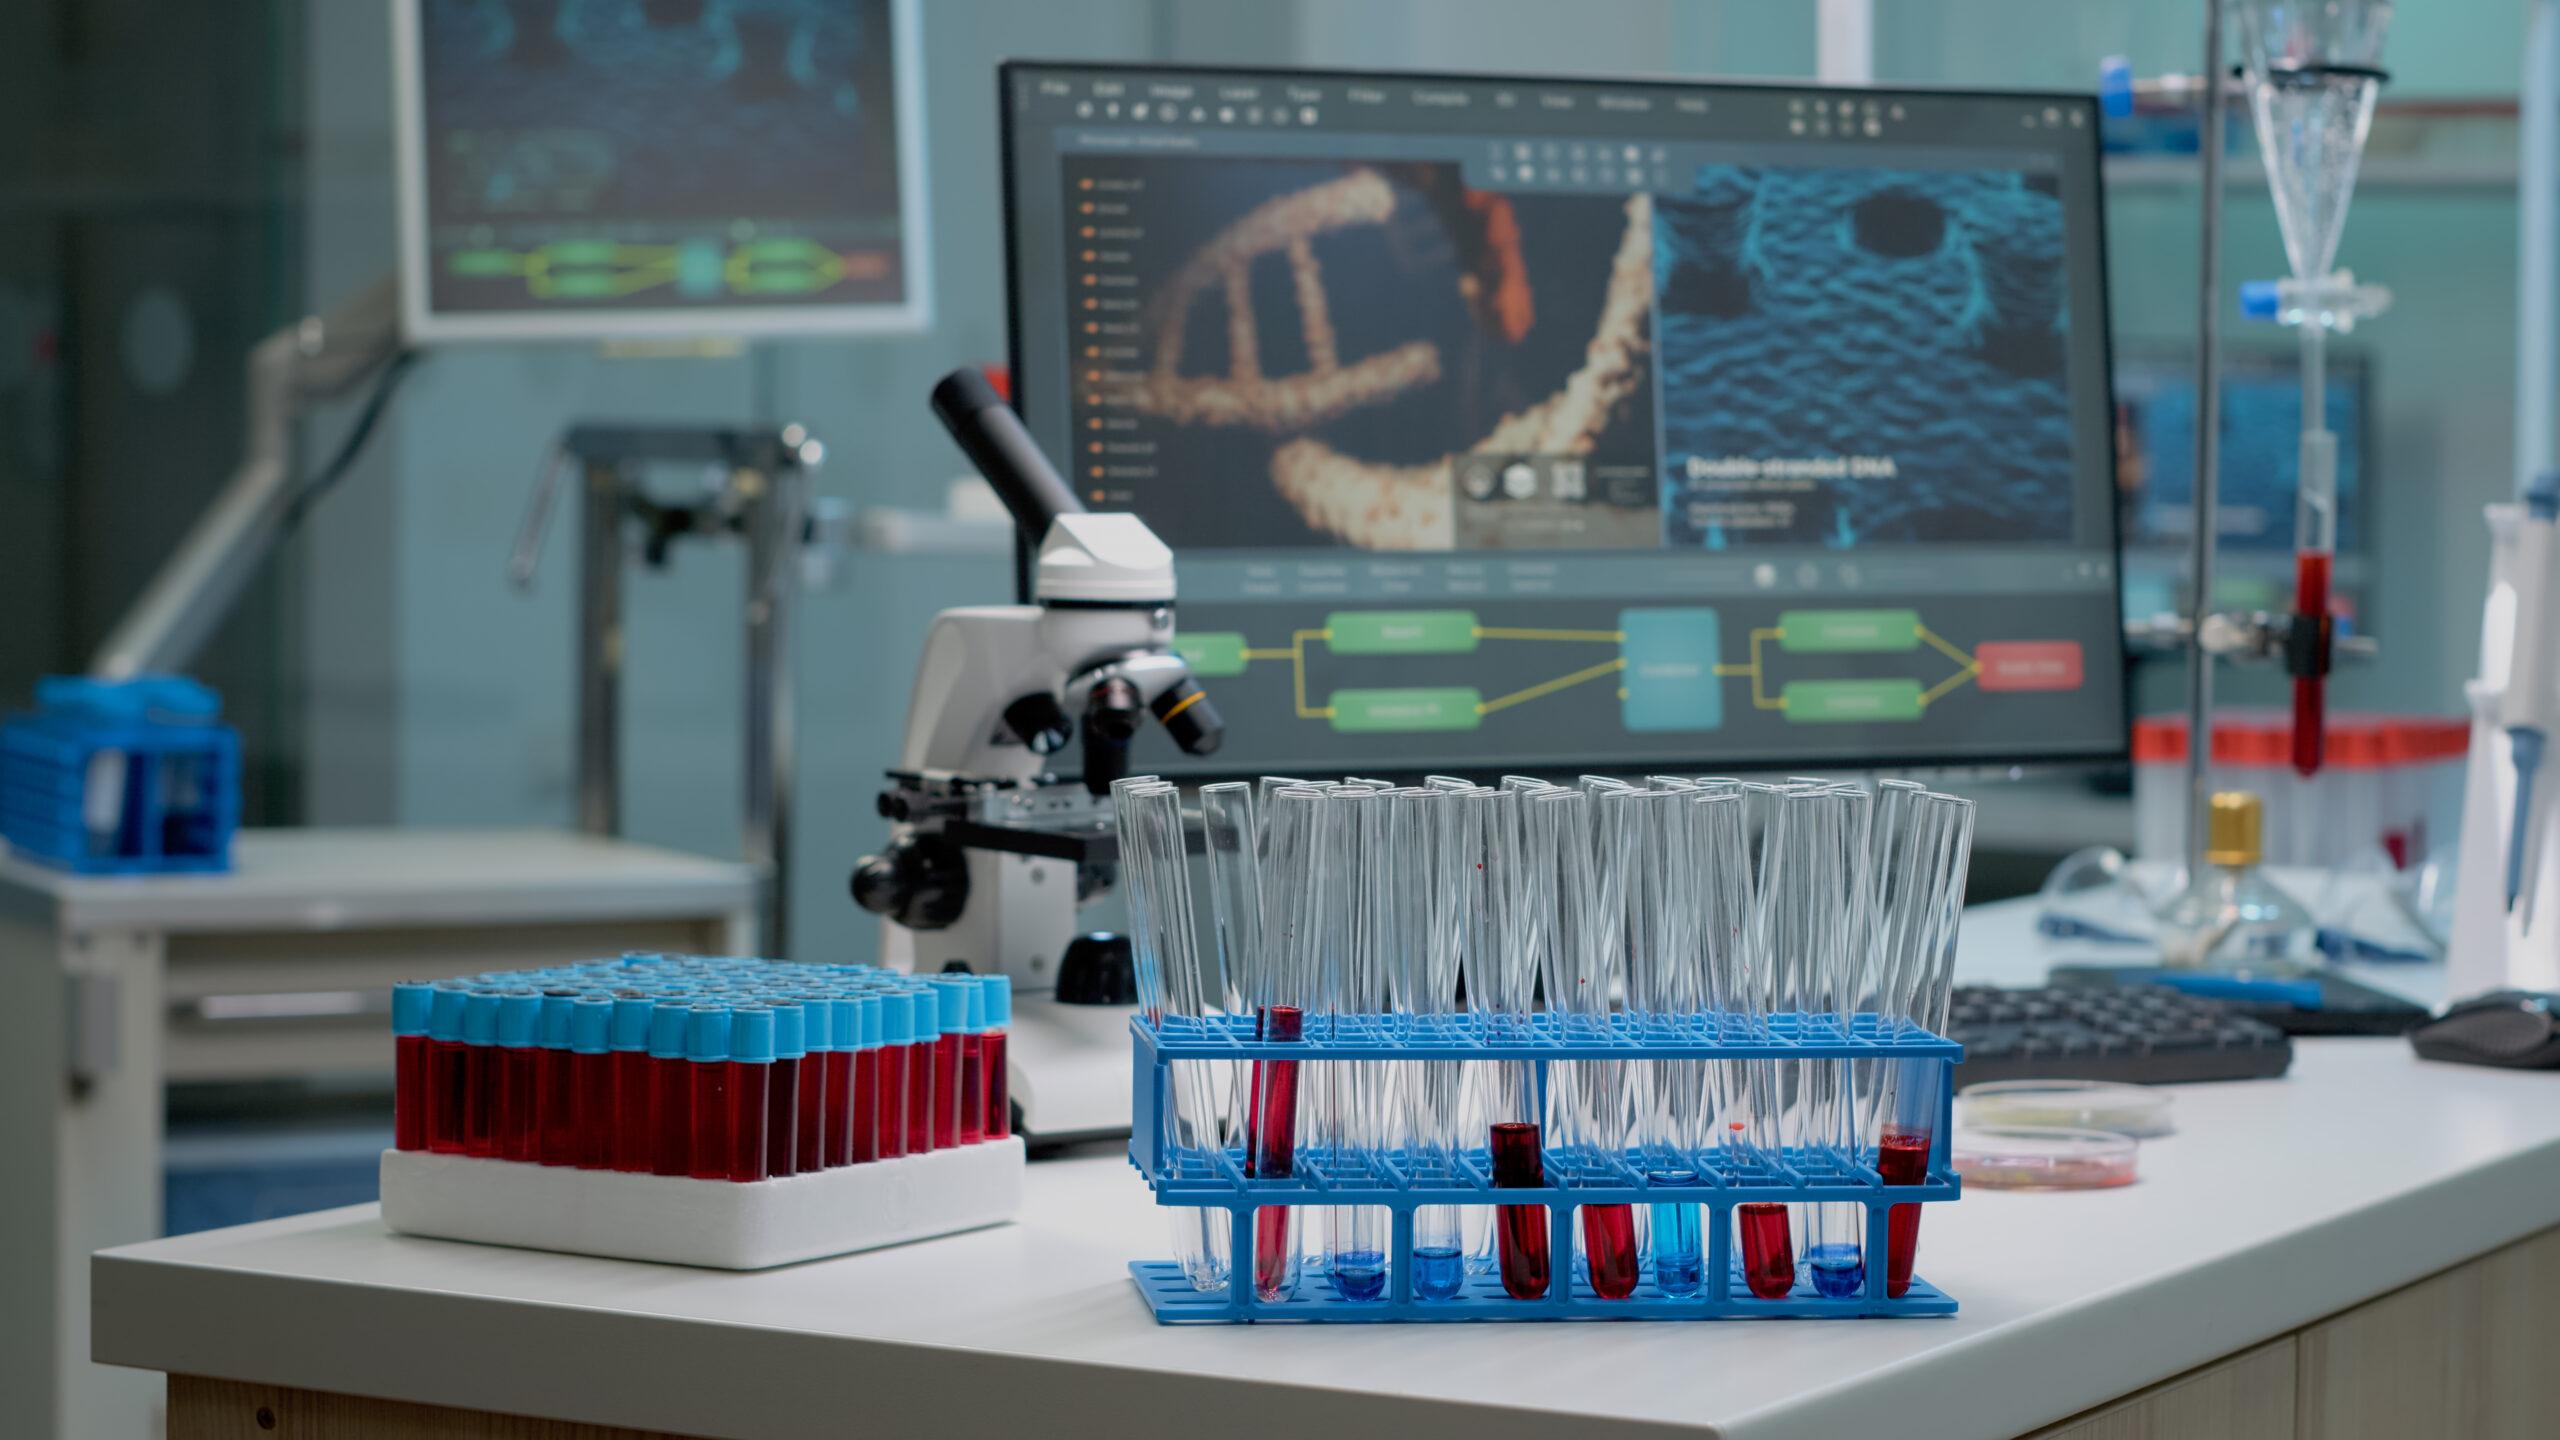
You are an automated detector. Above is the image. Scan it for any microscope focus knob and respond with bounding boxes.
[1001,691,1073,755]
[849,834,969,931]
[1054,931,1137,1006]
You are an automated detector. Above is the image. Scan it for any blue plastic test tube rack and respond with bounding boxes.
[1127,1011,1963,1323]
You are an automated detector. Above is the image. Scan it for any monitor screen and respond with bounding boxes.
[2113,345,2371,625]
[393,0,928,341]
[1003,64,2128,777]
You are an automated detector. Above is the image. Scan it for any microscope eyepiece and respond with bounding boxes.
[929,366,1084,544]
[1149,676,1224,757]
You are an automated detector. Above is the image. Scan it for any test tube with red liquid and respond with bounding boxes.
[767,1001,804,1178]
[391,982,431,1152]
[686,1006,734,1182]
[609,994,657,1173]
[874,989,912,1158]
[904,985,938,1152]
[570,996,615,1170]
[725,1005,773,1183]
[849,994,883,1163]
[1246,1003,1304,1302]
[929,979,967,1149]
[978,976,1011,1141]
[458,991,503,1157]
[536,992,580,1167]
[425,985,471,1155]
[1488,1120,1550,1300]
[787,998,828,1172]
[649,1001,693,1177]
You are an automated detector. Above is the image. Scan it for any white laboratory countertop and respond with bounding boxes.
[92,903,2555,1440]
[1,828,756,934]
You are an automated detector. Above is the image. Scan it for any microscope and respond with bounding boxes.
[852,369,1222,1141]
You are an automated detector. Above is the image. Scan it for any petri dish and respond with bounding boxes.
[1957,1079,2175,1138]
[1951,1125,2139,1191]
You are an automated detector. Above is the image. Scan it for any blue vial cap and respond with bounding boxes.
[877,989,913,1046]
[429,985,470,1042]
[648,1003,691,1059]
[836,994,867,1051]
[770,1001,807,1061]
[571,996,613,1055]
[2097,56,2134,119]
[2528,469,2560,521]
[793,996,831,1053]
[729,1006,776,1064]
[462,990,502,1046]
[610,995,654,1051]
[688,1006,732,1064]
[497,992,543,1048]
[980,975,1012,1029]
[931,978,971,1036]
[540,992,577,1049]
[391,982,433,1037]
[2239,279,2281,320]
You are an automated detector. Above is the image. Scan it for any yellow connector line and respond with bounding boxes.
[1478,657,1626,716]
[1292,629,1333,719]
[1748,627,1788,711]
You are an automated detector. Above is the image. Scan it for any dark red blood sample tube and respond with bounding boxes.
[958,1032,987,1147]
[728,1006,773,1184]
[821,994,857,1168]
[537,993,580,1167]
[849,996,882,1163]
[2293,550,2332,777]
[1738,1202,1797,1300]
[1582,1203,1640,1300]
[611,996,659,1173]
[980,976,1011,1141]
[768,999,798,1178]
[931,1033,961,1150]
[571,997,615,1170]
[424,985,470,1154]
[875,991,911,1159]
[1247,1005,1304,1301]
[494,993,543,1162]
[391,983,432,1152]
[688,1007,734,1182]
[1490,1120,1551,1300]
[650,1005,693,1177]
[905,988,937,1152]
[460,991,501,1158]
[1878,1127,1933,1298]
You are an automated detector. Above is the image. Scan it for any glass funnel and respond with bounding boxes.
[2236,1,2393,283]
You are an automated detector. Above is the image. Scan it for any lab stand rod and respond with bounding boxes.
[742,463,803,958]
[90,278,405,680]
[2522,0,2560,496]
[2185,0,2230,881]
[576,463,625,840]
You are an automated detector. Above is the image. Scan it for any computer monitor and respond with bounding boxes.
[392,0,928,341]
[2114,344,2372,627]
[1001,63,2129,777]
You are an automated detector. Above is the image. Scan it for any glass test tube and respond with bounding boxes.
[649,1001,693,1177]
[1401,788,1469,1300]
[1468,788,1546,1296]
[1120,781,1230,1292]
[767,1001,803,1178]
[979,976,1012,1142]
[537,992,580,1167]
[1247,785,1324,1302]
[1878,792,1975,1297]
[392,982,432,1152]
[1325,788,1388,1302]
[688,1005,735,1182]
[1542,788,1638,1300]
[1735,786,1800,1300]
[610,994,658,1173]
[571,996,615,1171]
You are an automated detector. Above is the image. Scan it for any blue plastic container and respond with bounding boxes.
[1127,1011,1963,1323]
[0,675,238,874]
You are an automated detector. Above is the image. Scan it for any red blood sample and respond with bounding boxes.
[875,1040,907,1158]
[426,1039,467,1155]
[2292,550,2332,777]
[394,1034,428,1152]
[1739,1202,1796,1299]
[767,1053,799,1179]
[1582,1203,1640,1300]
[796,1050,827,1172]
[1247,1005,1304,1302]
[498,1047,541,1162]
[958,1032,987,1146]
[932,1033,963,1149]
[539,1046,579,1166]
[690,1060,732,1182]
[614,1049,656,1173]
[982,1029,1010,1141]
[907,1038,936,1152]
[729,1061,769,1183]
[851,1047,882,1162]
[822,1046,854,1168]
[574,1050,615,1170]
[462,1044,497,1158]
[1490,1120,1551,1300]
[1878,1127,1933,1299]
[652,1056,691,1177]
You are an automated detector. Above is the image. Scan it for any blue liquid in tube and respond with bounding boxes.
[1648,1179,1705,1299]
[1807,1242,1865,1298]
[1330,1250,1387,1302]
[1412,1245,1466,1300]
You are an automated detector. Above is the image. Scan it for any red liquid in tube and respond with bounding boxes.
[499,1048,541,1162]
[2292,551,2332,777]
[1582,1203,1640,1300]
[958,1033,986,1146]
[822,1048,854,1168]
[614,1050,656,1173]
[574,1051,615,1170]
[1490,1120,1551,1300]
[1739,1202,1796,1300]
[689,1060,732,1182]
[461,1045,496,1158]
[426,1040,467,1154]
[875,1043,907,1158]
[539,1048,579,1166]
[932,1033,961,1150]
[906,1038,936,1152]
[652,1058,691,1177]
[1247,1005,1304,1302]
[728,1061,769,1183]
[394,1034,428,1152]
[982,1030,1010,1141]
[851,1048,883,1162]
[1878,1128,1933,1299]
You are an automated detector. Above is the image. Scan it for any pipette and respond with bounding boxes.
[2504,472,2557,921]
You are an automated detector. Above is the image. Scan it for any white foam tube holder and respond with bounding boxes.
[380,1137,1025,1270]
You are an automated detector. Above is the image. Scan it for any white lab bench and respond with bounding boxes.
[3,828,759,1440]
[84,901,2560,1440]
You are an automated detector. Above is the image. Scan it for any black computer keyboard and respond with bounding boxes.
[1945,984,2294,1086]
